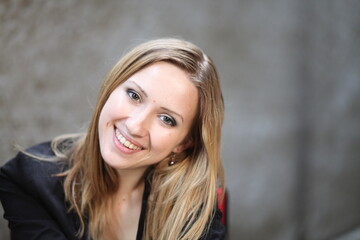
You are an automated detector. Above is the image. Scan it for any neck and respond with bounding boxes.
[116,167,147,196]
[103,167,147,240]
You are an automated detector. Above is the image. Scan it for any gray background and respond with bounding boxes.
[1,0,359,239]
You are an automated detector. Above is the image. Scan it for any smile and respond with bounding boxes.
[115,128,143,151]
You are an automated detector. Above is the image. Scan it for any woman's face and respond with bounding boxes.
[98,61,198,171]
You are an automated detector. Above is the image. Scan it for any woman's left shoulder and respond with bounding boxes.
[201,208,226,240]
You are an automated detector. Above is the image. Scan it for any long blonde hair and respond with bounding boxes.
[54,38,225,239]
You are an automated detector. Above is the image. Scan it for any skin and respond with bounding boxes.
[98,61,199,239]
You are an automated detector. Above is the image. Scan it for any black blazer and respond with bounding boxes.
[0,142,225,240]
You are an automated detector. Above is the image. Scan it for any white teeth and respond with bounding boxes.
[115,128,141,150]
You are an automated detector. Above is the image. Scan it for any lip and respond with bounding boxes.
[113,126,144,154]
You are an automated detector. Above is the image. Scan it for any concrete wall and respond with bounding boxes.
[298,2,360,239]
[0,0,359,239]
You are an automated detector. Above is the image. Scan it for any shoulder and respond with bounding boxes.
[0,141,65,197]
[0,142,81,239]
[1,141,61,176]
[200,208,226,240]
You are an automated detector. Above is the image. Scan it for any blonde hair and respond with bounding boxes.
[54,38,225,239]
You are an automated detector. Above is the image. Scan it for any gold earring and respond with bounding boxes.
[169,153,176,166]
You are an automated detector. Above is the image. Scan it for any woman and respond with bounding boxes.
[0,38,225,239]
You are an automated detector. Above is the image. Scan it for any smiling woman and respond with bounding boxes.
[0,38,225,240]
[98,62,199,171]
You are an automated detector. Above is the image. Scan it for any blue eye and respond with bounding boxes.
[127,89,141,102]
[159,115,177,127]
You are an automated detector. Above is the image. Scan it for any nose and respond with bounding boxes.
[125,107,150,138]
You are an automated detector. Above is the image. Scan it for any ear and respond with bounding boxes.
[172,139,193,153]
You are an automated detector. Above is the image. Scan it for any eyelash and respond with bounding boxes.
[126,88,177,127]
[159,115,177,127]
[126,89,141,102]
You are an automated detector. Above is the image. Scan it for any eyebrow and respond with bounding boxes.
[128,81,184,123]
[161,107,184,123]
[130,81,148,98]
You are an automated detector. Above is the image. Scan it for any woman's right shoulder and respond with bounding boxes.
[4,141,57,168]
[0,141,65,189]
[23,141,55,157]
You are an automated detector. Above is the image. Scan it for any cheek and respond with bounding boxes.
[99,94,125,125]
[98,100,118,140]
[150,128,185,152]
[98,104,111,133]
[98,112,108,146]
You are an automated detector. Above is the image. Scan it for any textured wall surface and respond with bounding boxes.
[298,2,360,239]
[0,0,359,239]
